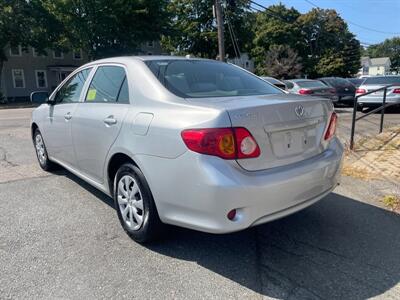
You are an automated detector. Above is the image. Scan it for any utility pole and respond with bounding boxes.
[214,0,225,61]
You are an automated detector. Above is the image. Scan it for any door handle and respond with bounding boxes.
[104,116,117,126]
[64,112,72,121]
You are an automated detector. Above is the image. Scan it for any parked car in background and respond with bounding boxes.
[356,76,400,109]
[318,77,356,106]
[347,78,364,88]
[260,76,287,90]
[30,56,343,243]
[284,79,338,103]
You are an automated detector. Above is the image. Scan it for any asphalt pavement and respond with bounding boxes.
[1,107,399,299]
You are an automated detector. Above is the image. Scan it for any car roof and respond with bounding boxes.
[287,79,317,82]
[84,55,215,65]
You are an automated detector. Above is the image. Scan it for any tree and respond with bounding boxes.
[41,0,170,59]
[162,0,253,59]
[0,0,58,101]
[251,4,302,74]
[262,45,302,79]
[364,37,400,73]
[297,8,360,77]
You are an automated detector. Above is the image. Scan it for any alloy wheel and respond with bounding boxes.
[35,134,46,165]
[117,175,144,230]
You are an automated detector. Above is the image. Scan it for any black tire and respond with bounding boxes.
[33,129,56,171]
[113,163,164,243]
[356,104,363,112]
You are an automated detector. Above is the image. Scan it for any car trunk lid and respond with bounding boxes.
[188,94,332,171]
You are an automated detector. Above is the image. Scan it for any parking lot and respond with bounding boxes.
[1,107,399,299]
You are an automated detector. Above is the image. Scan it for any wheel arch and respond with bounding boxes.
[107,152,139,195]
[31,122,39,139]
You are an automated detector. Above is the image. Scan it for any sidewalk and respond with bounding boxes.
[338,125,400,212]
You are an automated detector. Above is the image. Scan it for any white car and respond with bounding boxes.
[356,76,400,109]
[31,56,343,243]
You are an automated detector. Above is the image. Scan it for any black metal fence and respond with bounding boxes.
[350,84,397,150]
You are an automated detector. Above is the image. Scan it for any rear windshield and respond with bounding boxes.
[322,78,352,87]
[348,78,364,86]
[296,80,327,88]
[145,60,283,98]
[261,77,282,85]
[363,77,400,85]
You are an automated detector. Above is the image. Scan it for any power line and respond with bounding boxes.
[303,0,400,35]
[249,0,376,47]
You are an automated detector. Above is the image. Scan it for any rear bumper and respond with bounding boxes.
[136,138,344,234]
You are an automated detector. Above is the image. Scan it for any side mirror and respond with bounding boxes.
[30,91,49,104]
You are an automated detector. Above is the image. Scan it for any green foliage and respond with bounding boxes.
[252,6,360,77]
[40,0,170,59]
[261,45,302,79]
[364,37,400,73]
[162,0,253,59]
[251,4,301,74]
[298,8,360,77]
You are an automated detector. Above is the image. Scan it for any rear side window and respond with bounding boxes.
[146,60,282,98]
[86,66,129,104]
[54,68,92,104]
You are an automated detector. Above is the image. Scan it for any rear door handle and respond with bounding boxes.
[64,112,72,121]
[104,116,117,126]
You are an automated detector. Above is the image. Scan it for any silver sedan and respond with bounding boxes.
[31,56,343,243]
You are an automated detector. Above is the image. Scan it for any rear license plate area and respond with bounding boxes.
[268,126,317,158]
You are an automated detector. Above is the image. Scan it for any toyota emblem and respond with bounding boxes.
[295,105,305,118]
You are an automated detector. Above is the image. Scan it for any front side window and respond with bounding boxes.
[12,69,25,88]
[35,70,48,88]
[146,60,282,98]
[85,66,129,104]
[10,46,22,56]
[54,68,92,104]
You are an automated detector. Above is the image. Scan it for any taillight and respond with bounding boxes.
[393,88,400,94]
[181,127,260,159]
[329,88,336,94]
[299,89,313,95]
[356,88,366,94]
[324,112,338,141]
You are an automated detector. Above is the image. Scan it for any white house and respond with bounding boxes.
[358,56,391,77]
[369,57,391,75]
[227,53,254,72]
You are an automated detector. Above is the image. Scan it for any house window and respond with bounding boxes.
[147,41,154,48]
[10,46,22,56]
[245,61,249,68]
[73,49,83,60]
[12,69,25,88]
[53,50,64,59]
[35,70,48,88]
[33,48,47,57]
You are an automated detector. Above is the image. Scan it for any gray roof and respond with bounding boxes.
[370,57,390,66]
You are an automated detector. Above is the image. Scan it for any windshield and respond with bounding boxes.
[363,76,400,85]
[296,80,327,88]
[145,60,283,98]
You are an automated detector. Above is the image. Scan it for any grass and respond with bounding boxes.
[381,195,400,213]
